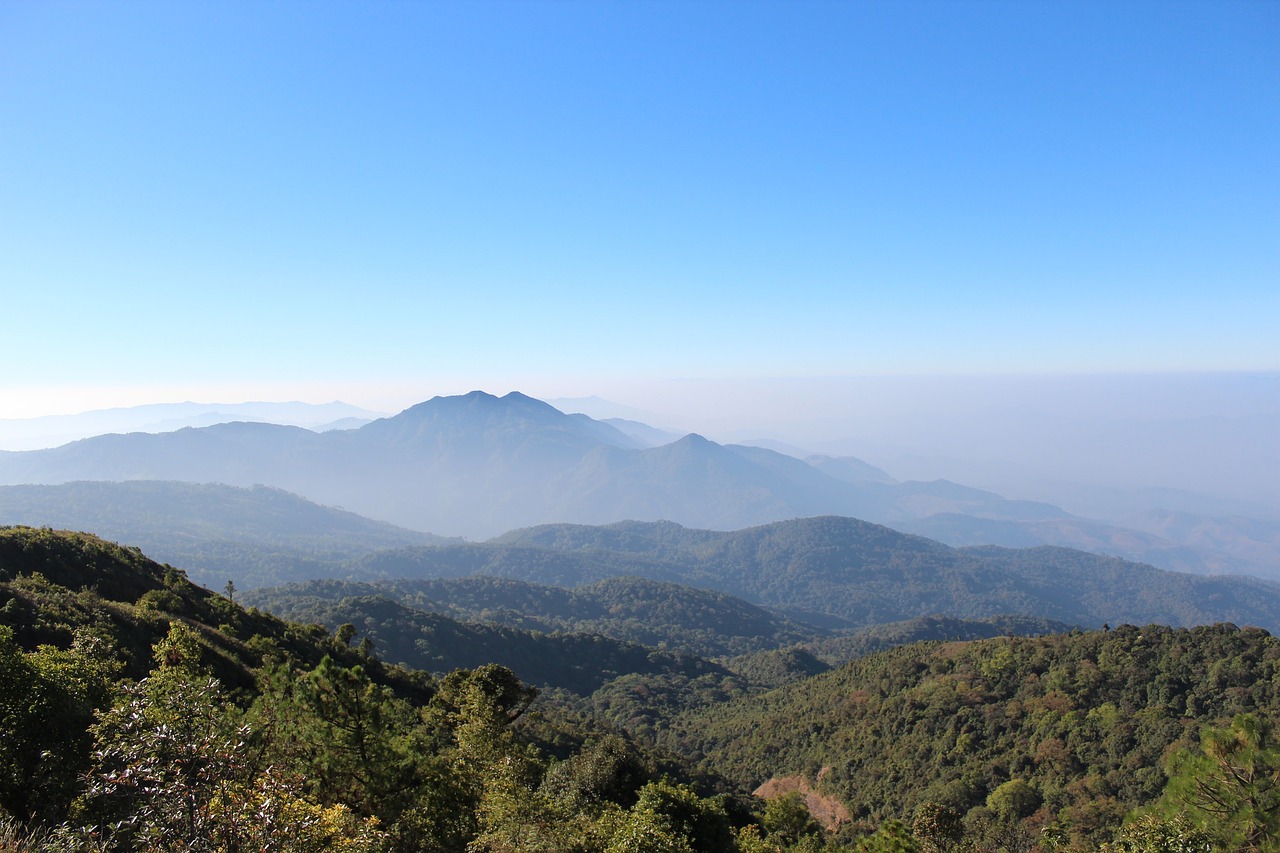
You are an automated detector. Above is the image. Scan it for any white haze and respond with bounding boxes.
[556,372,1280,520]
[2,372,1275,524]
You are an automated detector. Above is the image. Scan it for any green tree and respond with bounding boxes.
[1159,713,1280,852]
[0,625,115,821]
[986,779,1041,821]
[1103,814,1213,853]
[856,819,921,852]
[251,656,462,852]
[762,791,821,845]
[540,736,649,810]
[911,802,963,853]
[622,780,736,853]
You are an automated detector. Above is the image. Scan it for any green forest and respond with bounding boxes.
[3,525,1280,852]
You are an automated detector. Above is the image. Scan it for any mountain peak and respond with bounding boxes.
[398,390,561,418]
[358,390,641,454]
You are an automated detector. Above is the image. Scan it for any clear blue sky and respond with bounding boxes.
[1,0,1276,417]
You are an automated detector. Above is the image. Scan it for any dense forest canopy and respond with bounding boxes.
[3,525,1279,851]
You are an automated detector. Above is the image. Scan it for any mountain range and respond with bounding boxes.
[0,390,1275,579]
[0,400,384,451]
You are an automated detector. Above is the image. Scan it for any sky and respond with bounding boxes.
[1,0,1277,422]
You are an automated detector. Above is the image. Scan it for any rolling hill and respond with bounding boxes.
[0,480,448,588]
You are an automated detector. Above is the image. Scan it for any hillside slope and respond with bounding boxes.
[245,574,817,659]
[485,517,1280,631]
[667,623,1280,849]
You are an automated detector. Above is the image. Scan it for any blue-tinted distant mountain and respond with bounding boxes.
[0,400,387,451]
[0,391,1268,576]
[312,416,375,431]
[803,454,896,484]
[732,438,818,459]
[600,418,682,448]
[0,480,448,588]
[542,395,662,423]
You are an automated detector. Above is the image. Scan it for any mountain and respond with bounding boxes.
[0,391,1268,577]
[364,517,1280,632]
[250,592,731,696]
[0,392,880,538]
[244,574,817,659]
[0,481,448,589]
[0,526,759,852]
[599,417,683,448]
[0,400,386,451]
[0,525,431,696]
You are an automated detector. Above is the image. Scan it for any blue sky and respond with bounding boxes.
[1,0,1276,418]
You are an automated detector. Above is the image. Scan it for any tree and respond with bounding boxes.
[1159,713,1280,852]
[621,780,736,853]
[986,779,1041,821]
[78,631,387,853]
[761,791,821,845]
[911,802,963,853]
[1103,814,1213,853]
[540,736,649,810]
[0,625,115,821]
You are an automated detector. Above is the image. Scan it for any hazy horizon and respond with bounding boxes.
[2,371,1276,517]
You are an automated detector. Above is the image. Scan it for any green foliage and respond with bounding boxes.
[667,624,1280,849]
[0,625,115,821]
[1102,814,1214,853]
[10,525,1280,853]
[1156,713,1280,852]
[985,779,1041,821]
[910,802,962,853]
[540,736,650,809]
[854,820,920,852]
[246,591,731,696]
[626,780,737,853]
[763,792,823,844]
[247,573,816,659]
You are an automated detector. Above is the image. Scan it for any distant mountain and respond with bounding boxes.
[0,392,882,538]
[375,517,1280,632]
[0,390,1267,577]
[0,481,447,589]
[803,454,896,484]
[245,574,817,658]
[1115,507,1280,575]
[0,400,386,451]
[600,418,682,448]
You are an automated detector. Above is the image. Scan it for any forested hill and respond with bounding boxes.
[371,516,1280,631]
[245,574,817,658]
[0,526,751,852]
[247,591,731,696]
[0,525,432,694]
[5,525,1280,850]
[666,622,1280,850]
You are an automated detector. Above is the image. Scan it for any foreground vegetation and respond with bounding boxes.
[3,526,1279,851]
